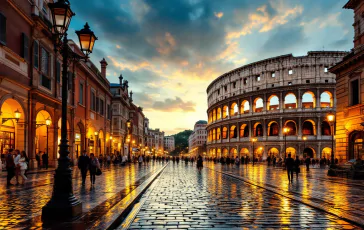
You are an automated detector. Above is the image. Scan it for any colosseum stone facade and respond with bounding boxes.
[206,51,348,161]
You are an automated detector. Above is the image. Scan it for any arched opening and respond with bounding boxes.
[322,147,332,159]
[321,121,331,136]
[230,148,237,158]
[302,120,316,135]
[212,129,216,140]
[217,108,222,120]
[349,131,364,160]
[222,127,228,139]
[302,91,316,108]
[253,97,263,112]
[267,95,279,111]
[98,130,105,157]
[212,109,217,122]
[255,146,264,159]
[286,147,297,158]
[240,100,250,114]
[74,122,85,159]
[320,91,333,108]
[222,148,228,157]
[35,110,53,162]
[230,102,238,116]
[268,147,279,157]
[240,148,249,157]
[0,98,26,153]
[230,125,237,138]
[240,124,249,137]
[216,128,221,140]
[222,105,228,118]
[284,93,297,109]
[303,147,315,158]
[285,121,297,135]
[254,123,263,137]
[268,121,279,136]
[208,130,212,141]
[208,111,212,123]
[217,148,222,158]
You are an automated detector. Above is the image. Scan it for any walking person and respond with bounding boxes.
[5,149,15,186]
[42,151,49,169]
[78,150,90,186]
[305,157,311,172]
[294,156,300,179]
[138,155,143,165]
[19,151,28,184]
[89,153,100,186]
[36,152,41,169]
[235,156,240,167]
[14,150,21,185]
[285,153,295,183]
[197,154,203,172]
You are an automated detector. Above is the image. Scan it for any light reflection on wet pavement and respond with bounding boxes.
[0,162,165,229]
[130,163,360,229]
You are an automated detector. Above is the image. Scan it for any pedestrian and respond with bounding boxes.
[5,149,15,186]
[19,151,28,184]
[138,155,143,165]
[235,156,240,166]
[294,156,300,178]
[305,157,311,172]
[42,151,48,169]
[285,153,295,183]
[107,154,111,165]
[36,152,41,169]
[197,154,203,172]
[335,157,339,164]
[14,150,21,185]
[89,153,100,186]
[78,150,90,186]
[273,156,277,167]
[267,155,271,166]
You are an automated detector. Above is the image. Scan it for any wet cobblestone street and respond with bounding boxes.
[129,163,360,229]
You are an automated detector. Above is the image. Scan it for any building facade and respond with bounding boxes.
[330,0,364,161]
[164,136,175,152]
[146,128,164,156]
[188,120,207,157]
[206,52,347,160]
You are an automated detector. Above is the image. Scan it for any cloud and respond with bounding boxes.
[214,12,224,18]
[152,97,196,112]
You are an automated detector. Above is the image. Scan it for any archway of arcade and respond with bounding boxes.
[268,147,279,157]
[285,147,297,158]
[35,110,54,161]
[303,147,316,158]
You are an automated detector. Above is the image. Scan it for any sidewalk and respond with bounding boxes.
[0,168,55,178]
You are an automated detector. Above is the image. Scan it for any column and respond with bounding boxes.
[317,116,322,139]
[316,88,321,108]
[298,117,302,138]
[298,89,302,110]
[263,119,267,140]
[249,120,252,139]
[249,96,253,114]
[279,91,283,111]
[279,117,283,138]
[28,100,37,169]
[263,93,267,112]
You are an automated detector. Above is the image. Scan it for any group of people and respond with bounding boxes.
[78,150,101,186]
[35,151,49,169]
[2,149,29,186]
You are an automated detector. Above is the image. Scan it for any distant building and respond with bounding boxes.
[164,136,175,152]
[188,120,207,157]
[146,128,165,155]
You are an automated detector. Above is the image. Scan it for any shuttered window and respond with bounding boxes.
[41,48,49,75]
[21,33,29,61]
[0,13,6,45]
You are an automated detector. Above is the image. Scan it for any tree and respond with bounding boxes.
[170,130,193,156]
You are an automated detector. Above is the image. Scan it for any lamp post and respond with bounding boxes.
[302,136,307,157]
[42,0,97,221]
[327,113,336,168]
[251,138,257,166]
[94,131,98,156]
[109,136,112,154]
[283,127,290,170]
[46,117,51,157]
[2,109,21,124]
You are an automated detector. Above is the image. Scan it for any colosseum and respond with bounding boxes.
[206,51,348,161]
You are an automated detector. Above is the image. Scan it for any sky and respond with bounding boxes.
[68,0,354,135]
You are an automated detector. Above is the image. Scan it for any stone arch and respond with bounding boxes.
[212,109,216,122]
[75,120,85,158]
[222,126,228,139]
[230,102,238,116]
[230,147,237,158]
[349,131,364,160]
[286,147,297,158]
[302,119,316,135]
[240,147,249,156]
[0,94,27,122]
[253,97,263,112]
[284,93,297,109]
[320,91,333,108]
[208,111,212,123]
[321,121,331,136]
[268,147,280,157]
[267,121,279,136]
[239,124,249,137]
[302,91,316,108]
[321,147,332,159]
[217,148,222,158]
[222,148,228,157]
[240,100,250,114]
[35,110,53,159]
[303,147,316,158]
[230,125,237,138]
[222,105,228,118]
[212,128,216,140]
[217,107,222,120]
[216,127,221,140]
[267,95,279,111]
[284,120,297,135]
[253,122,263,137]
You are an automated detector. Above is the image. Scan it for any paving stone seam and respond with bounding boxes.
[90,163,169,230]
[209,167,364,228]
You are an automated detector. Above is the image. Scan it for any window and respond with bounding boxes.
[79,83,84,105]
[0,13,6,45]
[243,78,247,85]
[100,99,104,115]
[96,97,99,112]
[232,82,236,88]
[34,41,39,68]
[42,1,48,15]
[21,33,29,61]
[325,80,328,83]
[306,80,310,83]
[41,48,49,75]
[91,91,96,111]
[256,76,260,81]
[107,104,111,119]
[288,82,292,85]
[224,85,227,91]
[217,89,220,95]
[288,69,293,75]
[41,75,51,89]
[272,84,274,87]
[350,79,360,106]
[324,67,328,73]
[271,72,275,78]
[257,87,260,90]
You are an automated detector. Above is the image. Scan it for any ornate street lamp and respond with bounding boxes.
[251,138,257,166]
[42,0,97,221]
[94,131,99,155]
[283,127,290,169]
[2,109,21,124]
[46,117,51,158]
[327,113,336,176]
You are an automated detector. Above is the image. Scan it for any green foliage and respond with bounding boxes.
[169,130,193,156]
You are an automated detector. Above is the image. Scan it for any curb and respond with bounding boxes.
[208,167,364,228]
[89,163,168,230]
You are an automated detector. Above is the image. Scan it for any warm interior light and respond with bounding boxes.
[14,109,21,119]
[45,117,52,126]
[110,136,113,140]
[327,113,335,122]
[94,131,98,136]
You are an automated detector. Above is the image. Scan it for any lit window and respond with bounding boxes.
[289,69,293,75]
[272,72,275,78]
[288,82,292,85]
[324,67,328,73]
[256,76,260,82]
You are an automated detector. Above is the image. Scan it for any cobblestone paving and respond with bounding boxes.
[207,162,364,224]
[130,163,359,229]
[0,162,165,229]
